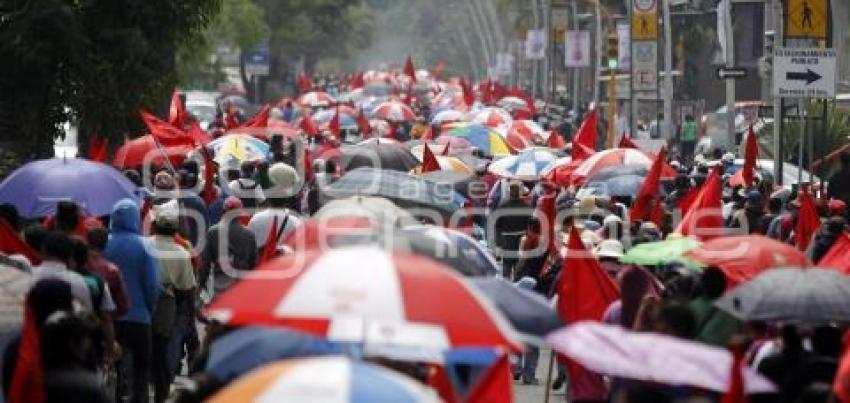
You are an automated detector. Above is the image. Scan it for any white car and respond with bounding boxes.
[183,90,220,130]
[711,158,820,189]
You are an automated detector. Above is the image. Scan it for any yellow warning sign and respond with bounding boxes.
[632,11,657,40]
[785,0,828,39]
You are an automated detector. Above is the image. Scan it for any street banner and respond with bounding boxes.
[565,30,591,67]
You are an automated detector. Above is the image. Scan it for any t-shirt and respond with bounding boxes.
[247,209,302,248]
[31,261,93,311]
[681,121,698,142]
[151,236,196,297]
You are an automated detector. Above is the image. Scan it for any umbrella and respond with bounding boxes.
[540,156,572,176]
[715,267,850,323]
[434,136,474,152]
[315,196,417,227]
[312,108,358,129]
[444,123,511,157]
[325,168,464,215]
[497,96,531,113]
[684,235,812,287]
[340,142,420,172]
[398,225,500,277]
[469,277,562,342]
[430,109,465,124]
[584,164,651,183]
[209,134,270,165]
[206,247,521,350]
[431,91,469,113]
[487,147,557,180]
[0,158,140,218]
[358,137,400,146]
[227,125,300,142]
[208,356,440,403]
[620,236,701,266]
[373,101,416,122]
[584,174,646,197]
[569,148,676,185]
[205,326,343,382]
[298,91,336,107]
[508,120,545,143]
[419,170,476,198]
[547,323,776,393]
[282,217,379,251]
[471,107,513,136]
[112,135,194,169]
[0,263,33,332]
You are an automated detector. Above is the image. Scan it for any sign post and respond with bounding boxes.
[244,43,270,104]
[772,47,836,98]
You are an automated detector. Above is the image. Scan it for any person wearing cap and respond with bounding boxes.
[199,196,257,297]
[729,190,765,235]
[227,161,265,209]
[594,239,625,277]
[808,215,846,264]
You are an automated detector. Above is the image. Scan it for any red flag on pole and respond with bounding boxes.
[742,124,759,187]
[0,218,41,265]
[140,110,192,146]
[88,134,108,162]
[404,56,417,83]
[720,342,747,403]
[460,77,475,107]
[187,121,210,146]
[260,216,280,264]
[8,302,44,403]
[298,116,319,137]
[421,143,441,173]
[441,142,451,156]
[296,72,313,94]
[328,105,341,139]
[402,84,415,107]
[168,89,186,129]
[795,185,821,251]
[546,131,566,149]
[618,134,639,149]
[572,109,598,152]
[571,142,596,162]
[237,105,270,129]
[350,71,365,89]
[631,147,668,222]
[356,109,371,138]
[675,167,724,240]
[199,145,217,207]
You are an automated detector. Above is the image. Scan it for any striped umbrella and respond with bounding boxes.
[298,91,336,107]
[571,148,676,184]
[433,136,473,152]
[312,106,358,126]
[487,147,558,180]
[208,356,440,403]
[206,247,520,350]
[444,123,512,157]
[430,109,465,124]
[373,101,416,122]
[498,96,531,112]
[411,154,473,175]
[431,91,468,112]
[471,107,513,136]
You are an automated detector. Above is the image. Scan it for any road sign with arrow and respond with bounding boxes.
[772,47,836,98]
[716,66,748,80]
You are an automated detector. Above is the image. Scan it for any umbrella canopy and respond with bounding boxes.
[570,148,676,184]
[398,225,500,277]
[547,322,776,394]
[434,136,474,152]
[487,147,557,180]
[206,247,520,350]
[684,235,812,287]
[227,125,300,142]
[0,158,140,218]
[583,174,646,197]
[715,267,850,323]
[508,120,545,143]
[339,143,420,172]
[444,123,511,157]
[315,196,417,227]
[208,356,440,403]
[584,164,651,183]
[497,96,531,113]
[205,326,343,383]
[298,91,336,107]
[209,134,270,165]
[358,137,401,146]
[112,135,194,169]
[373,101,416,122]
[430,91,468,113]
[430,109,465,124]
[469,277,562,342]
[325,168,464,215]
[620,236,701,266]
[312,108,358,129]
[282,217,378,251]
[471,107,513,136]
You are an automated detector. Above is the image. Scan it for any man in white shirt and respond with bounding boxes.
[248,163,303,252]
[31,231,93,311]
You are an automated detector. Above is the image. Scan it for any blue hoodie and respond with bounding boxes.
[103,199,160,324]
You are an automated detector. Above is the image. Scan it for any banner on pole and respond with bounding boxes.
[525,30,546,60]
[565,30,591,67]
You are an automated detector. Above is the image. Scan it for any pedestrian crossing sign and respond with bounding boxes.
[632,11,657,40]
[785,0,828,39]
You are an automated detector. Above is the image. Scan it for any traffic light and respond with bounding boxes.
[607,34,618,69]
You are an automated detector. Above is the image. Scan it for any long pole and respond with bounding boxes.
[722,0,736,150]
[798,99,805,185]
[772,0,784,186]
[572,0,581,110]
[543,350,555,403]
[593,2,602,107]
[531,0,541,98]
[662,0,674,142]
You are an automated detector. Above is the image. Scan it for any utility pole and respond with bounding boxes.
[531,0,541,99]
[661,0,674,141]
[720,0,736,150]
[593,1,602,106]
[572,0,581,110]
[772,0,784,186]
[607,33,618,148]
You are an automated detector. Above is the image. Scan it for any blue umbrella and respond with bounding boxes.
[312,109,358,129]
[205,326,342,382]
[0,158,140,218]
[468,277,562,342]
[585,174,646,197]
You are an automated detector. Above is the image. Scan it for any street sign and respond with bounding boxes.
[716,66,748,80]
[631,12,657,40]
[525,30,546,60]
[784,0,828,40]
[772,47,836,98]
[632,41,658,91]
[244,45,270,77]
[565,30,590,67]
[617,23,631,70]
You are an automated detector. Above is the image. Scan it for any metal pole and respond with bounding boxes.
[593,2,602,107]
[798,99,805,185]
[531,0,541,98]
[572,0,581,110]
[542,0,551,101]
[629,0,637,138]
[254,75,261,104]
[543,350,555,403]
[723,0,736,150]
[662,0,674,142]
[772,0,784,186]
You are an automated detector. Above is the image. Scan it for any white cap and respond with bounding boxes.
[594,239,624,259]
[152,199,180,228]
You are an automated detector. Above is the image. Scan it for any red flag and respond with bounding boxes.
[742,124,759,187]
[427,364,457,403]
[402,84,415,107]
[260,216,280,264]
[466,352,513,403]
[675,167,724,240]
[618,134,639,149]
[546,131,566,149]
[795,185,821,251]
[460,77,475,107]
[168,89,186,129]
[573,109,598,152]
[421,143,441,173]
[536,188,557,253]
[678,183,703,216]
[296,72,313,93]
[298,116,319,137]
[404,56,417,83]
[199,145,217,207]
[818,233,850,271]
[0,218,41,265]
[650,200,665,227]
[140,110,192,146]
[720,342,747,403]
[834,331,850,402]
[237,105,270,129]
[8,303,44,403]
[88,134,108,162]
[187,121,210,146]
[571,142,596,162]
[350,71,365,89]
[356,109,371,138]
[441,142,450,156]
[631,147,668,222]
[328,105,341,139]
[433,60,446,81]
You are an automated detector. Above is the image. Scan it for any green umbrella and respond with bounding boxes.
[620,237,701,266]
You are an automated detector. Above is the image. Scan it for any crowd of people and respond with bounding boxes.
[1,64,850,403]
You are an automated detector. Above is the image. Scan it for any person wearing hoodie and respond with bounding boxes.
[103,199,160,403]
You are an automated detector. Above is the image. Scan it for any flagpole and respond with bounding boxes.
[543,350,555,403]
[149,133,178,174]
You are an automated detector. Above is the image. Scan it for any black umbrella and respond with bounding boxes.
[397,225,499,277]
[340,142,420,172]
[469,277,563,342]
[420,170,476,197]
[715,267,850,323]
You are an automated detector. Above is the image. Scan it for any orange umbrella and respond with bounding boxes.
[684,235,812,287]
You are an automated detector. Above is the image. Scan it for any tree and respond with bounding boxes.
[0,0,220,166]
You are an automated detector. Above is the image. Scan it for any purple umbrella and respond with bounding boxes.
[546,322,776,394]
[0,158,140,218]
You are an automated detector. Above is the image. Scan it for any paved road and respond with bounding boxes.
[512,348,568,403]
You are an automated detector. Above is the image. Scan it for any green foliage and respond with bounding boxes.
[0,0,221,157]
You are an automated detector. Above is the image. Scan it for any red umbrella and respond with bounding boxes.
[373,101,416,122]
[226,124,299,142]
[298,91,336,107]
[282,217,377,251]
[684,235,812,287]
[112,135,194,169]
[566,148,676,186]
[205,247,521,350]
